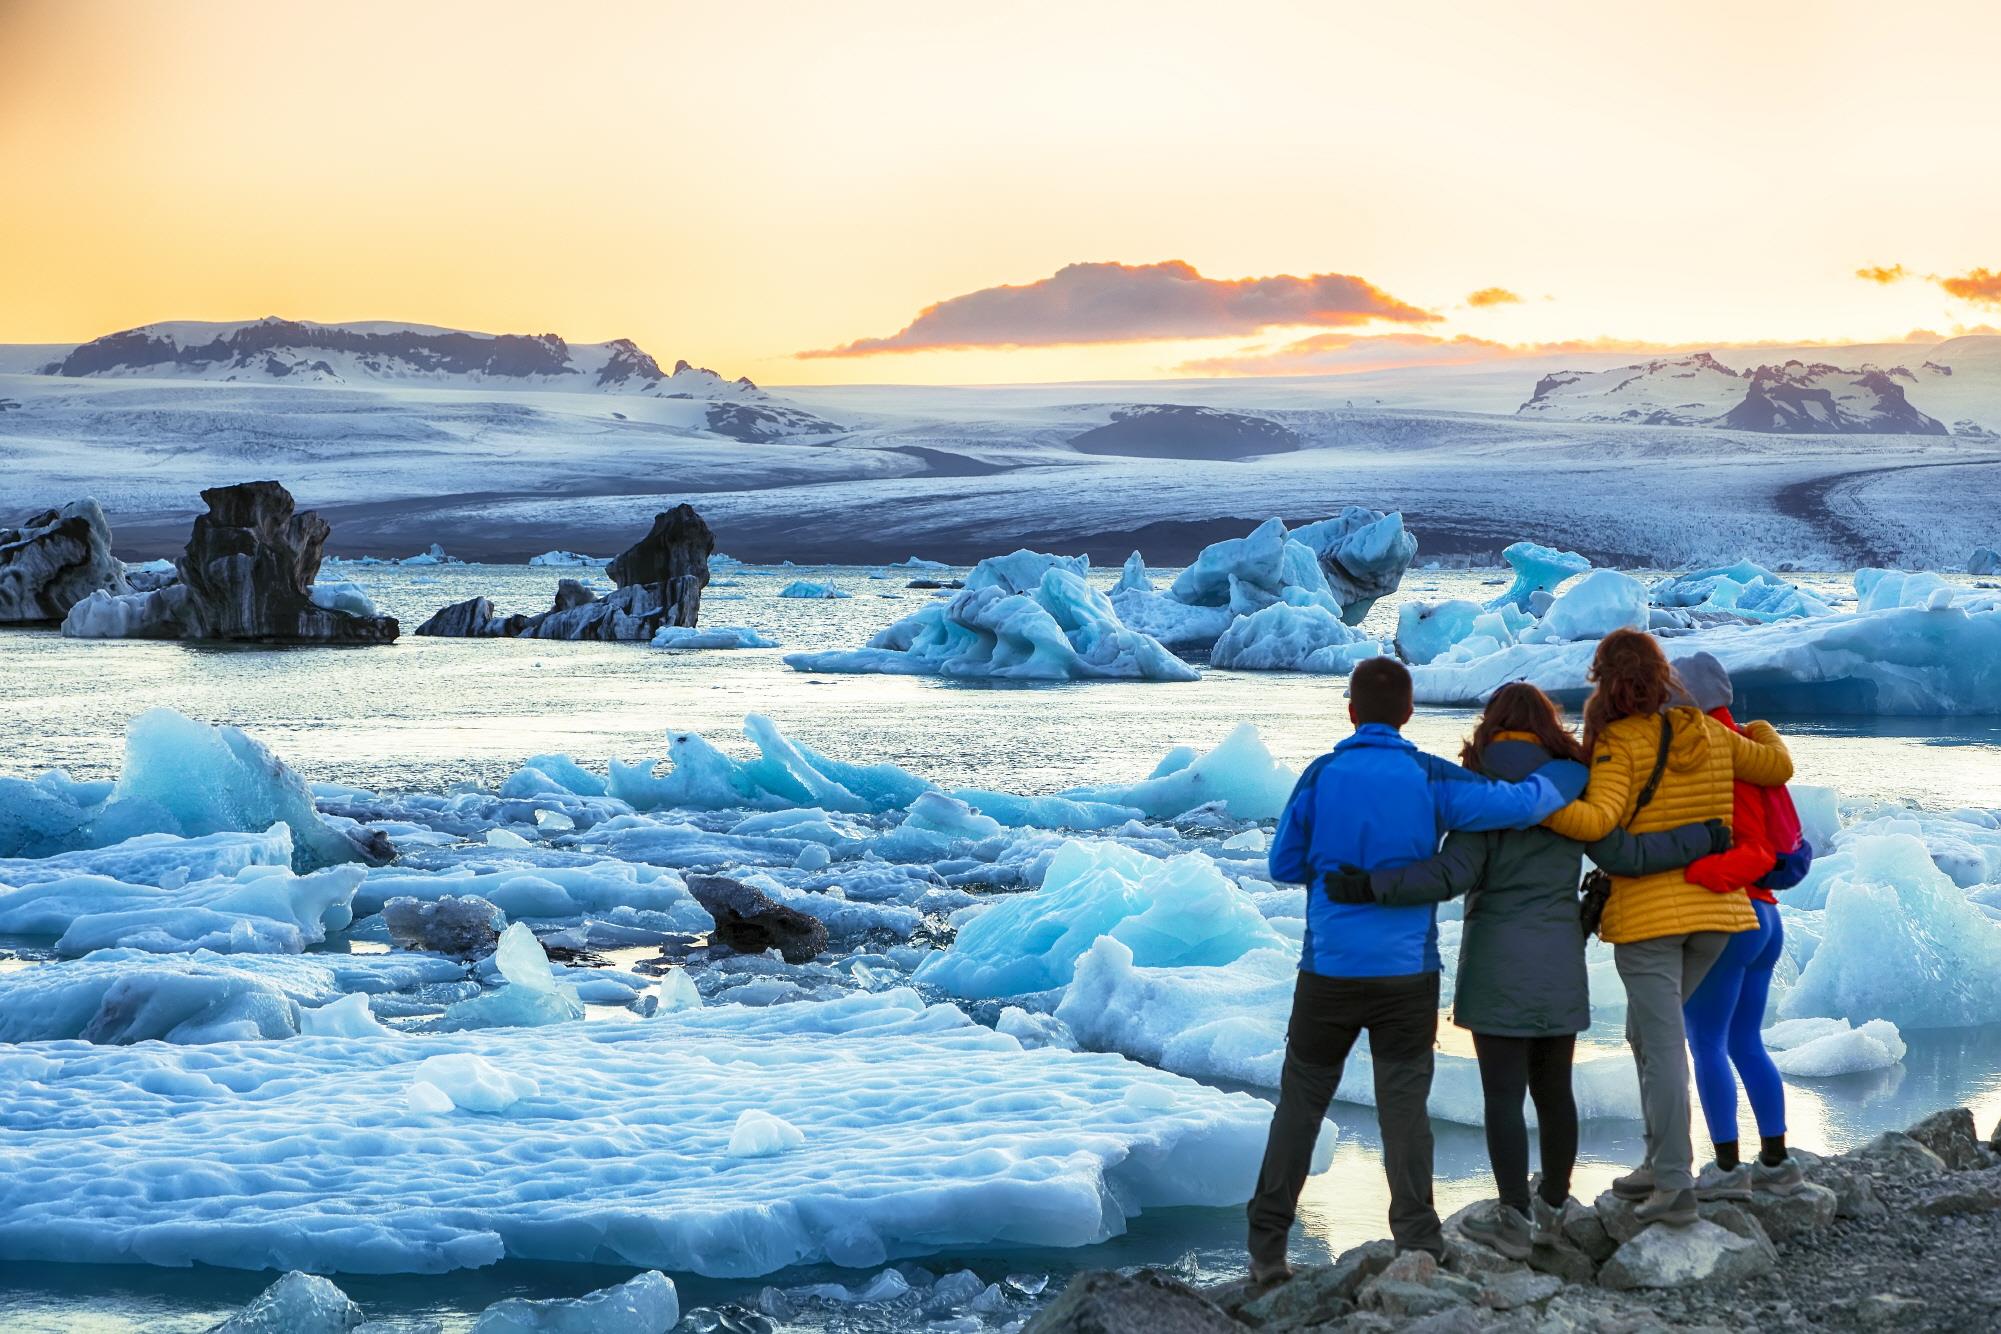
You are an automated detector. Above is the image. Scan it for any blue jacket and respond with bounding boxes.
[1269,724,1581,978]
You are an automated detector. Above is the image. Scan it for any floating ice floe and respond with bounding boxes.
[1394,599,1484,665]
[0,709,389,869]
[442,923,584,1029]
[0,989,1306,1276]
[786,551,1196,682]
[306,580,380,619]
[1533,569,1650,642]
[1487,541,1591,612]
[777,580,849,599]
[1208,599,1383,674]
[648,624,777,649]
[1411,581,2001,715]
[527,550,609,568]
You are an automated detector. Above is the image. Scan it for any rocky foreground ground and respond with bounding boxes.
[1027,1107,2001,1334]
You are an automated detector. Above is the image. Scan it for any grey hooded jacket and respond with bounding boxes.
[1368,736,1723,1037]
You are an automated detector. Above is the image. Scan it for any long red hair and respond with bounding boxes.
[1463,681,1587,768]
[1581,629,1680,752]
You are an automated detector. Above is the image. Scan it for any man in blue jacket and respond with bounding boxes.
[1247,657,1582,1281]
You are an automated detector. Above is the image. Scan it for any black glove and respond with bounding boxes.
[1324,868,1375,905]
[1703,819,1732,855]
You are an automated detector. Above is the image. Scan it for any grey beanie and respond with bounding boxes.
[1672,651,1734,712]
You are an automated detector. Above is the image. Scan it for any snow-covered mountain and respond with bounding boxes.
[41,318,770,399]
[30,318,841,441]
[1519,352,1948,435]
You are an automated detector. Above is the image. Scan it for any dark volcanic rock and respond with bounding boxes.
[683,873,828,963]
[1023,1269,1239,1334]
[0,499,129,622]
[417,506,715,642]
[61,482,399,643]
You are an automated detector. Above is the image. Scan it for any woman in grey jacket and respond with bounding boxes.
[1338,683,1725,1259]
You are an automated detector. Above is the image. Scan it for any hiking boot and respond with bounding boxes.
[1752,1154,1807,1195]
[1248,1261,1293,1290]
[1694,1161,1753,1201]
[1611,1166,1655,1201]
[1457,1200,1533,1260]
[1633,1187,1699,1227]
[1529,1192,1567,1247]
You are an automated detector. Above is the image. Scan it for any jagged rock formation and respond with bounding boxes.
[61,482,399,643]
[416,505,714,641]
[0,499,128,622]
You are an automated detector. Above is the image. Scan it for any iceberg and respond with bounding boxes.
[649,624,777,649]
[785,552,1195,682]
[442,923,585,1029]
[1208,599,1383,674]
[0,862,363,956]
[1394,599,1483,666]
[1763,1016,1906,1076]
[1532,569,1649,642]
[0,989,1293,1277]
[1410,596,2001,715]
[1488,542,1591,612]
[914,841,1286,1000]
[1288,508,1420,621]
[0,955,308,1043]
[1972,547,2001,577]
[1054,723,1297,821]
[1650,561,1832,622]
[527,550,609,567]
[0,709,390,869]
[778,580,849,599]
[1780,833,2001,1028]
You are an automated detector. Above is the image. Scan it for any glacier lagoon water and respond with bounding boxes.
[1,561,1999,1332]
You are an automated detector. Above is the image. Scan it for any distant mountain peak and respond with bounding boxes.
[1519,350,1946,435]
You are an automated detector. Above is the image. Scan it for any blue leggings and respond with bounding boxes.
[1682,897,1787,1143]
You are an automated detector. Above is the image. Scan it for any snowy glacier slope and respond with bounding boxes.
[3,332,1999,567]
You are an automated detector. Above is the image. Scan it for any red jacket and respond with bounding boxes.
[1686,707,1779,902]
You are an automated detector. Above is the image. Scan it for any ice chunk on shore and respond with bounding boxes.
[1488,542,1590,612]
[1411,598,2001,715]
[213,1271,364,1334]
[410,1052,540,1113]
[778,580,849,599]
[471,1272,678,1334]
[786,555,1195,682]
[649,625,778,649]
[0,989,1290,1276]
[0,955,305,1043]
[1781,833,2001,1028]
[1209,600,1383,674]
[1763,1016,1906,1075]
[915,841,1285,999]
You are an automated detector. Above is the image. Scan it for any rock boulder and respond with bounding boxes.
[1596,1218,1775,1291]
[1023,1269,1240,1334]
[0,499,128,622]
[684,874,829,963]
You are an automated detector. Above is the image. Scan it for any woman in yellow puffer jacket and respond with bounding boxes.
[1541,629,1793,1227]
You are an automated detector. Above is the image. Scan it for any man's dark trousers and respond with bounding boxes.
[1247,969,1444,1266]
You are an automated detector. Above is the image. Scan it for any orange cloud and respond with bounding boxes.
[1173,332,1827,378]
[1855,264,1909,284]
[797,260,1435,357]
[1938,267,2001,306]
[1465,286,1523,307]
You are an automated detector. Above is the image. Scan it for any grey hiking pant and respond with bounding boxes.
[1615,932,1728,1192]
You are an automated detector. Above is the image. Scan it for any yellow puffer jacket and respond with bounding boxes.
[1544,705,1793,944]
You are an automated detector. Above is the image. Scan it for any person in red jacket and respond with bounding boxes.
[1674,653,1805,1197]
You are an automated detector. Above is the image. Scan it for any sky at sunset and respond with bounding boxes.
[4,0,2000,385]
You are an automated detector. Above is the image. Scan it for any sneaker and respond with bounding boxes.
[1752,1155,1806,1195]
[1611,1166,1655,1201]
[1694,1161,1753,1201]
[1529,1193,1567,1247]
[1457,1200,1533,1261]
[1633,1187,1699,1227]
